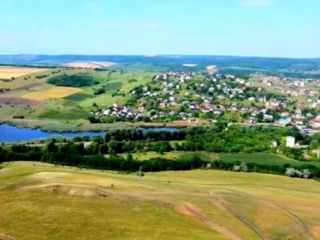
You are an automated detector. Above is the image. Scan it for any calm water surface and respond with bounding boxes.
[0,124,179,143]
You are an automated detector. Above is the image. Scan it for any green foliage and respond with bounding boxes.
[48,74,99,87]
[179,125,289,153]
[2,125,320,179]
[151,141,172,154]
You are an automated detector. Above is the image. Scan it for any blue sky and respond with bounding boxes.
[0,0,319,58]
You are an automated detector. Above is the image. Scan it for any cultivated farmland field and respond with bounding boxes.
[22,86,82,101]
[66,61,116,69]
[0,66,47,79]
[1,161,320,240]
[0,67,157,129]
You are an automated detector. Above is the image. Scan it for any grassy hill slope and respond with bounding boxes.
[1,162,320,240]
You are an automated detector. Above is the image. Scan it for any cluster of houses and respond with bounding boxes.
[252,75,320,134]
[92,71,320,134]
[94,103,144,121]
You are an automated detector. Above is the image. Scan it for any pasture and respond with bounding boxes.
[22,87,82,101]
[1,161,320,240]
[0,66,47,80]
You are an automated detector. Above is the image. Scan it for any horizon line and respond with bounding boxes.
[0,53,319,60]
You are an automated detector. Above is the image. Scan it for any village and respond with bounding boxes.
[92,71,320,135]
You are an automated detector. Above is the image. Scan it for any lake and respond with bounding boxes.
[0,124,179,143]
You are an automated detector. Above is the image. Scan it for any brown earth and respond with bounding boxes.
[20,183,109,198]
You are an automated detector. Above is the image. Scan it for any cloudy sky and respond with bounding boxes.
[0,0,319,58]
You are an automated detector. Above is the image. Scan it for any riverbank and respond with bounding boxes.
[0,119,197,133]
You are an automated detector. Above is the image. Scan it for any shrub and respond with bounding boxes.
[285,167,311,179]
[233,162,248,172]
[136,166,144,177]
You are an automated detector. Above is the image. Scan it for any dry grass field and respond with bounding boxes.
[0,66,47,79]
[22,87,82,101]
[1,161,320,240]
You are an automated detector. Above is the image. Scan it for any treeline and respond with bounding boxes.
[2,142,320,179]
[1,125,319,179]
[0,143,206,172]
[0,125,305,159]
[208,160,320,179]
[102,126,214,142]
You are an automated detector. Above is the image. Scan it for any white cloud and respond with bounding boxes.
[241,0,273,7]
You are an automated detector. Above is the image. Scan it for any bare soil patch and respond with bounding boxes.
[21,183,109,198]
[51,184,109,197]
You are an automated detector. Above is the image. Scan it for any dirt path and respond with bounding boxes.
[263,200,315,240]
[176,202,244,240]
[0,234,17,240]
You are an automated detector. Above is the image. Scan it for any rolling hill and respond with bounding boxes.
[1,161,320,240]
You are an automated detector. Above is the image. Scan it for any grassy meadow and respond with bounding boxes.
[1,161,320,240]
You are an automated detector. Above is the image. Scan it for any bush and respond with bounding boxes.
[233,162,248,172]
[285,167,311,179]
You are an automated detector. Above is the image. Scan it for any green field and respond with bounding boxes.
[1,161,320,240]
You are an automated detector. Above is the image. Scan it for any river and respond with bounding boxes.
[0,124,179,143]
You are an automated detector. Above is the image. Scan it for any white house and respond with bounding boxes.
[286,136,295,148]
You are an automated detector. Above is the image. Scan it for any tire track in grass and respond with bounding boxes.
[176,202,244,240]
[211,190,314,240]
[212,196,267,240]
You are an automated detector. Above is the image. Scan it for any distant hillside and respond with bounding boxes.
[0,55,320,78]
